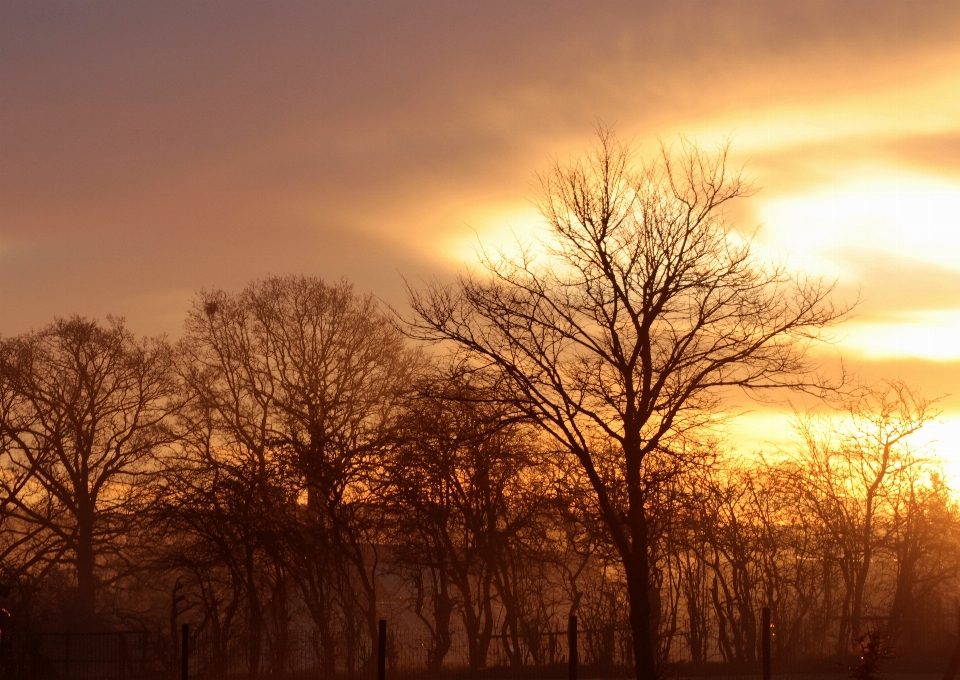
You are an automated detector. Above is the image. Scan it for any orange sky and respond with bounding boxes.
[2,1,959,469]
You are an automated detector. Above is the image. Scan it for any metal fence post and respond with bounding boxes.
[181,623,189,680]
[568,615,578,680]
[377,619,387,680]
[761,607,771,680]
[139,631,148,675]
[119,633,128,680]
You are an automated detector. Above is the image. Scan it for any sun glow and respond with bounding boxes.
[756,169,960,275]
[840,309,960,361]
[728,408,960,485]
[751,168,960,362]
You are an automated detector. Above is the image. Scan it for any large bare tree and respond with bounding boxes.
[406,129,847,678]
[0,316,176,626]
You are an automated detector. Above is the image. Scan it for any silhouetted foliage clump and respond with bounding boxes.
[843,630,894,680]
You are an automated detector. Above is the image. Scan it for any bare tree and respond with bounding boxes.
[406,128,846,678]
[683,464,763,663]
[0,316,176,626]
[784,381,938,652]
[180,275,420,673]
[155,400,293,677]
[387,369,545,670]
[886,470,960,652]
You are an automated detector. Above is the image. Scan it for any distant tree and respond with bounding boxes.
[746,463,827,662]
[154,400,293,678]
[886,471,960,651]
[180,275,420,674]
[785,381,939,652]
[682,463,763,663]
[387,368,547,670]
[0,317,176,626]
[406,128,847,679]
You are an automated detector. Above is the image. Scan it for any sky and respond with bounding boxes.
[2,1,959,466]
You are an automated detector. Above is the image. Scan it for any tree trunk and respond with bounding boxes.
[459,579,482,669]
[429,571,453,672]
[74,504,97,628]
[246,551,262,678]
[624,510,658,680]
[621,430,659,680]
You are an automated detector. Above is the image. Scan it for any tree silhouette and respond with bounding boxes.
[0,317,176,626]
[406,128,847,678]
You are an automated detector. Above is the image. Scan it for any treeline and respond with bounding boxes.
[0,278,955,674]
[3,131,959,677]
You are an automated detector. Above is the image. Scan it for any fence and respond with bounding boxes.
[0,614,778,679]
[1,631,164,679]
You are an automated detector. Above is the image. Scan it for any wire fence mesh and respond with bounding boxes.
[0,624,637,679]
